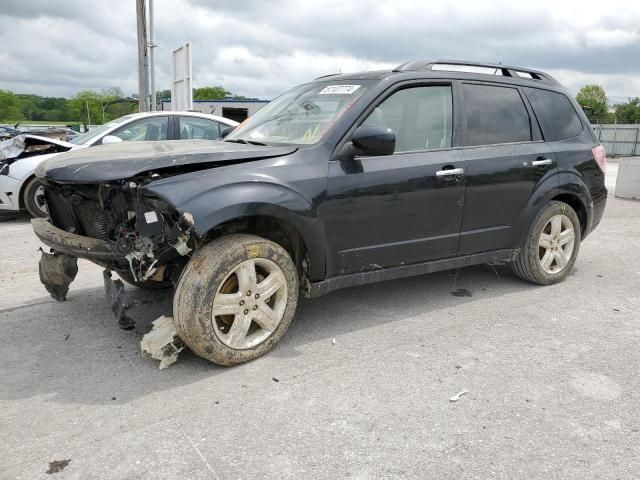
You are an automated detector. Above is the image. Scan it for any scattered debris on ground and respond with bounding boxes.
[451,288,473,297]
[331,338,336,345]
[449,390,469,403]
[140,316,184,369]
[272,377,279,383]
[46,459,70,474]
[103,270,134,330]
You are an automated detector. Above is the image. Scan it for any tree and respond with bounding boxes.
[614,98,640,124]
[0,90,23,122]
[193,86,227,100]
[576,85,608,122]
[67,90,104,129]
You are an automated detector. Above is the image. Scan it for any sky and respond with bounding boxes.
[1,0,639,101]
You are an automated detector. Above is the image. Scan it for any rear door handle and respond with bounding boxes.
[532,158,553,166]
[435,167,464,177]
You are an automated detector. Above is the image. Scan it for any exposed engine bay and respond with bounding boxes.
[40,177,195,286]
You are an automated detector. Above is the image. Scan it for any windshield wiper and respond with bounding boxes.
[224,138,268,146]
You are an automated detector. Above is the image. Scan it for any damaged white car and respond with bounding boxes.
[0,112,237,217]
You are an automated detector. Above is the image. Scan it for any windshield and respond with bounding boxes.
[226,81,372,145]
[69,115,135,145]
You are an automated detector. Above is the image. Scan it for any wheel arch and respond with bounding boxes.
[148,181,327,281]
[515,172,592,246]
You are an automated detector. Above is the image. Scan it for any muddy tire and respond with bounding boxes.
[173,234,299,366]
[117,270,173,290]
[23,177,48,218]
[512,201,581,285]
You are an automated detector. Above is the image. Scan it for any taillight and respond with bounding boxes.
[592,144,606,172]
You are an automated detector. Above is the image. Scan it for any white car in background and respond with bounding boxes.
[0,111,238,217]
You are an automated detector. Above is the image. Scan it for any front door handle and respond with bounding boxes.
[532,158,553,166]
[435,167,464,177]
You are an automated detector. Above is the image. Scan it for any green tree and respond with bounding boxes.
[193,86,227,100]
[576,85,608,122]
[0,90,23,122]
[614,98,640,123]
[68,90,104,129]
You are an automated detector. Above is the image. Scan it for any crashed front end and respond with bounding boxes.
[32,178,194,326]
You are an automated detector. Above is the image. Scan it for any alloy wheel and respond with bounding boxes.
[212,258,288,349]
[538,214,575,274]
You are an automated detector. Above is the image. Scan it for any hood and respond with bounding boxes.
[1,134,75,162]
[36,140,297,183]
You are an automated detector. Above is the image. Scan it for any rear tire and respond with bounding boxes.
[512,201,581,285]
[173,234,299,366]
[23,177,48,218]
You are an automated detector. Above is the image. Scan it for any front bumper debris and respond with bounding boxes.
[140,315,184,369]
[103,270,135,330]
[32,218,122,261]
[38,249,78,301]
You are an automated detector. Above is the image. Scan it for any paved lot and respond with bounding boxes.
[1,164,639,479]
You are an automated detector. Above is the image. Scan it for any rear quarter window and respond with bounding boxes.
[524,88,583,141]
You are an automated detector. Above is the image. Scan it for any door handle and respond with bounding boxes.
[435,167,464,177]
[532,158,553,166]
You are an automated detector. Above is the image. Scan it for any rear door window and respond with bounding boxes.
[524,88,583,141]
[178,116,223,140]
[463,84,532,146]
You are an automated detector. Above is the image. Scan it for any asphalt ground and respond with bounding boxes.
[1,163,638,479]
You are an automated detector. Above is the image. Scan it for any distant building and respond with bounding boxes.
[160,99,270,123]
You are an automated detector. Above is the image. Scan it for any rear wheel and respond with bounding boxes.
[23,177,48,218]
[173,234,299,366]
[512,201,581,285]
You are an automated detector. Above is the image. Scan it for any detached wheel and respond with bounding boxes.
[117,270,173,290]
[512,201,581,285]
[23,177,48,218]
[174,234,298,366]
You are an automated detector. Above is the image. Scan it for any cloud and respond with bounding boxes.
[0,0,639,99]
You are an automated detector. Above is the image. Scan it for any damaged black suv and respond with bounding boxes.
[33,60,607,366]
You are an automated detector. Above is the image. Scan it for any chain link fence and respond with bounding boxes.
[591,123,640,157]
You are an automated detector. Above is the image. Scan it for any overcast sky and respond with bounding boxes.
[1,0,639,100]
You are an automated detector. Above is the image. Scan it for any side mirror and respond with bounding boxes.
[351,126,395,156]
[101,135,124,145]
[220,126,236,139]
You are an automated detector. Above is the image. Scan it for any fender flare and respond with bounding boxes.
[147,181,326,280]
[513,172,592,246]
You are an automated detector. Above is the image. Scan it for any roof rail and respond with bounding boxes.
[393,59,560,85]
[314,73,340,80]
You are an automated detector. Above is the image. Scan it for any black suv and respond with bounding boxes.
[33,60,607,366]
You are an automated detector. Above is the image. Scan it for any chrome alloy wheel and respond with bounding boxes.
[212,258,288,349]
[538,214,575,274]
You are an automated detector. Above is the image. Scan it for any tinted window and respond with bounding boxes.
[362,86,452,152]
[110,116,168,142]
[463,84,531,146]
[524,88,583,141]
[178,116,222,140]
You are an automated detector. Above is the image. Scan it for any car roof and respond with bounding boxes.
[125,110,239,126]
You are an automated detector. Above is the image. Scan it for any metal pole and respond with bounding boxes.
[612,117,618,156]
[633,124,640,156]
[136,0,149,112]
[149,0,156,111]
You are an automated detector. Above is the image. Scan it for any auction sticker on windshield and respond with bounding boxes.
[319,85,361,95]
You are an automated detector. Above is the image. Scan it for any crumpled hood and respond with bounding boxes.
[36,139,297,183]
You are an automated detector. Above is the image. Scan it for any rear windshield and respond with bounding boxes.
[524,88,583,141]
